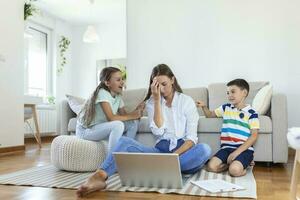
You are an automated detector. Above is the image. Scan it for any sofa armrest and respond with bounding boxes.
[60,100,76,135]
[271,93,288,163]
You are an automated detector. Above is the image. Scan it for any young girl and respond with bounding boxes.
[76,64,212,197]
[76,67,144,152]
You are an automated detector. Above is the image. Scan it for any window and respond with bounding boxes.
[24,23,53,99]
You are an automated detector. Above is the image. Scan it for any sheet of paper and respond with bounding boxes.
[191,179,245,193]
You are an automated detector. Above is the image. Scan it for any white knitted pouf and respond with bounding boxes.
[51,135,108,172]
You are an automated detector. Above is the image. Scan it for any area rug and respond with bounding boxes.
[0,165,256,199]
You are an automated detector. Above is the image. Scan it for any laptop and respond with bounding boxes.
[113,152,189,189]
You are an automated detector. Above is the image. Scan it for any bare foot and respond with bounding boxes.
[76,170,107,198]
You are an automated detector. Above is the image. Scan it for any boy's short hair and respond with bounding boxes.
[227,79,250,96]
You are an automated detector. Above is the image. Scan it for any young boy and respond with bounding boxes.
[196,79,259,177]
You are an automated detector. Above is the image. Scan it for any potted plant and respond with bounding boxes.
[57,36,71,74]
[114,64,127,89]
[24,0,38,20]
[117,64,127,81]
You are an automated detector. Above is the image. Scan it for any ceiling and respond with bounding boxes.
[35,0,126,25]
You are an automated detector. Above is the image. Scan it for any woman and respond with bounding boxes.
[77,64,211,197]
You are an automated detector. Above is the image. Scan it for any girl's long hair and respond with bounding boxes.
[80,67,121,127]
[144,64,183,101]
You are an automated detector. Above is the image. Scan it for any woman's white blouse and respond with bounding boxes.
[146,92,199,151]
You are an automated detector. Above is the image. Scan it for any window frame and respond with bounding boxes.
[24,22,54,100]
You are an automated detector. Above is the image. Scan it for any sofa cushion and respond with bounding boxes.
[197,117,222,133]
[68,117,77,132]
[183,87,208,116]
[138,115,272,134]
[122,89,147,115]
[208,82,269,110]
[68,111,273,134]
[198,115,272,133]
[252,84,273,115]
[122,88,208,116]
[66,94,85,115]
[138,116,151,132]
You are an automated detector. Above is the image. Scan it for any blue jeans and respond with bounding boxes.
[100,136,212,177]
[76,120,139,152]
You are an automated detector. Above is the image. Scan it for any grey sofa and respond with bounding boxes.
[61,82,288,163]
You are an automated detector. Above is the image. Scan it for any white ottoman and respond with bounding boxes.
[51,135,108,172]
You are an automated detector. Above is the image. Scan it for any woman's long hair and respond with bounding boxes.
[80,67,121,127]
[144,64,183,101]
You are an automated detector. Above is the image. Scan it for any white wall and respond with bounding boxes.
[54,20,73,134]
[127,0,300,127]
[97,22,127,60]
[30,9,127,133]
[28,11,74,135]
[71,26,98,98]
[0,0,24,147]
[29,12,74,103]
[71,21,127,98]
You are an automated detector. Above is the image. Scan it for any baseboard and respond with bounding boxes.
[0,135,58,154]
[0,145,25,154]
[24,132,57,139]
[25,134,58,144]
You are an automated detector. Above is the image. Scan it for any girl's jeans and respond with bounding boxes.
[76,120,139,152]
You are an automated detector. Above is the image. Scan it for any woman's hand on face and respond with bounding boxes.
[151,78,161,101]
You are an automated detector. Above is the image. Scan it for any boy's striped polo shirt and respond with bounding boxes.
[214,103,260,151]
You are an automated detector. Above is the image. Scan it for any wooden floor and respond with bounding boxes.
[0,139,298,200]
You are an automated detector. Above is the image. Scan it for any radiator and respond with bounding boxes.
[24,105,57,136]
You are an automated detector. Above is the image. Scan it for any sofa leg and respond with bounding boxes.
[266,162,272,167]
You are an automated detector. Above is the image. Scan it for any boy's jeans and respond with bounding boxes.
[100,136,212,177]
